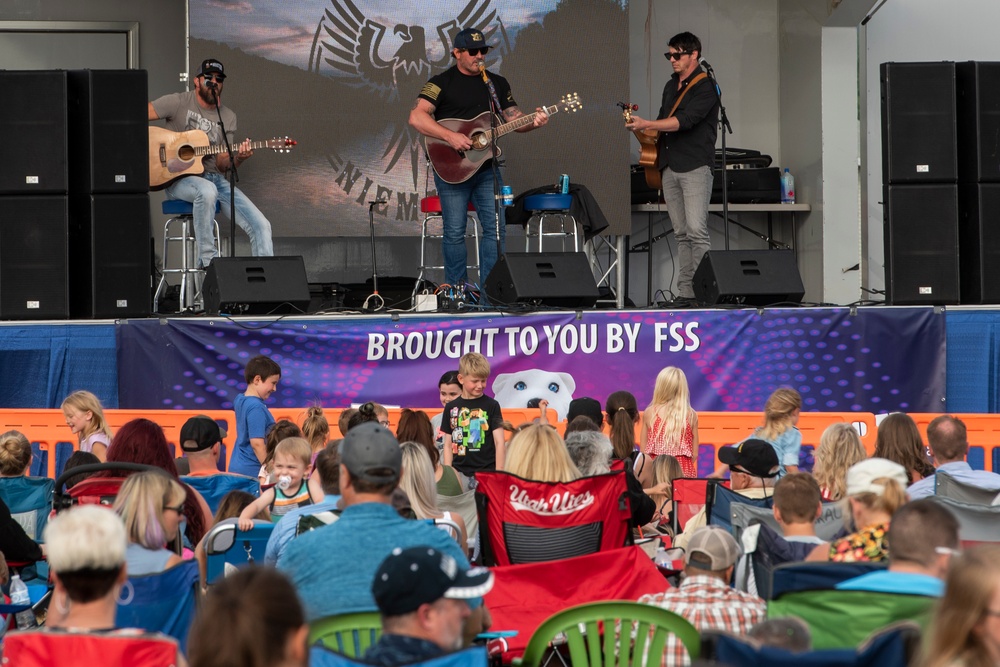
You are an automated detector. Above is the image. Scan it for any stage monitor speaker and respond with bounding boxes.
[485,252,599,308]
[67,70,149,194]
[959,183,1000,304]
[0,196,69,319]
[0,71,68,195]
[203,257,311,316]
[69,194,152,318]
[884,184,960,305]
[956,61,1000,183]
[880,62,957,184]
[693,250,804,307]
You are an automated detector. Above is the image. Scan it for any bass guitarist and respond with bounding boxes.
[625,32,719,308]
[409,28,547,294]
[149,58,273,271]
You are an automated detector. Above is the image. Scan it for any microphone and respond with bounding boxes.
[699,57,715,73]
[368,197,389,206]
[478,61,489,84]
[206,80,218,89]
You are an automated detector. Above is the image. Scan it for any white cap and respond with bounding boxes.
[846,458,908,496]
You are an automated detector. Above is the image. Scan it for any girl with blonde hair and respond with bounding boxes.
[923,544,1000,667]
[61,390,113,461]
[398,441,468,548]
[813,422,868,501]
[645,454,684,532]
[640,367,699,478]
[0,430,32,477]
[301,405,330,461]
[113,471,187,575]
[716,387,802,479]
[505,424,581,483]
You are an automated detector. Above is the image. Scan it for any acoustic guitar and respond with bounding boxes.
[426,93,583,184]
[148,126,296,189]
[619,103,660,190]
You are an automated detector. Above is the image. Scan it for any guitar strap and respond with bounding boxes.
[484,76,505,119]
[667,72,708,118]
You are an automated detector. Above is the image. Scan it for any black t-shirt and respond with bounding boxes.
[419,65,517,122]
[443,394,504,475]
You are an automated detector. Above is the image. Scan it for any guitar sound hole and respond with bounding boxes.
[177,145,194,160]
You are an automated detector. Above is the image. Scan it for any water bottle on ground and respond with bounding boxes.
[780,168,795,204]
[10,573,36,630]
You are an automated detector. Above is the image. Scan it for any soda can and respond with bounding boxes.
[559,174,569,194]
[501,185,514,207]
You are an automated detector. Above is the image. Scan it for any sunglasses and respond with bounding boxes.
[202,73,226,82]
[461,47,490,56]
[665,51,691,61]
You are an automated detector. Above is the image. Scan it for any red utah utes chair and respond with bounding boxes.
[475,470,632,567]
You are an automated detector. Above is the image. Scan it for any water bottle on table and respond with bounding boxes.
[780,168,795,204]
[10,573,37,630]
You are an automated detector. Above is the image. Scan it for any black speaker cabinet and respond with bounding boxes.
[0,196,69,319]
[693,250,804,307]
[884,184,960,305]
[485,252,599,307]
[204,257,311,316]
[69,194,152,318]
[880,62,957,184]
[67,70,149,194]
[0,71,68,195]
[956,61,1000,183]
[959,183,1000,304]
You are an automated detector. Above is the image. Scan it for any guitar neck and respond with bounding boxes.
[492,104,559,140]
[195,140,271,157]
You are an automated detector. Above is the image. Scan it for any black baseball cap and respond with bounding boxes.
[718,438,779,478]
[567,397,603,426]
[372,546,494,616]
[197,58,226,79]
[180,416,226,452]
[340,422,401,484]
[454,28,491,50]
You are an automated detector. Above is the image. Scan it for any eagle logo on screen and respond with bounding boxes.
[308,0,505,183]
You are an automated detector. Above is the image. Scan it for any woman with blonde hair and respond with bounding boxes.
[113,471,187,575]
[398,441,467,547]
[0,430,32,477]
[813,423,868,501]
[505,424,581,483]
[923,544,1000,667]
[874,412,935,484]
[640,367,699,478]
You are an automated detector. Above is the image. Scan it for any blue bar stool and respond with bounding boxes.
[413,196,479,299]
[153,200,221,313]
[523,193,580,252]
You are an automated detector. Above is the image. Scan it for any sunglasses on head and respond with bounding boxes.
[462,47,490,56]
[665,51,691,61]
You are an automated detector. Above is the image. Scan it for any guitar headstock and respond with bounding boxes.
[264,137,297,153]
[559,93,583,114]
[617,102,639,125]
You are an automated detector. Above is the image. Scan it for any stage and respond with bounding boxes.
[1,304,997,415]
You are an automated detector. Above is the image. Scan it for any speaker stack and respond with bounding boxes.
[880,62,960,305]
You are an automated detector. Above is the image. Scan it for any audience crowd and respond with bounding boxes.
[0,353,997,667]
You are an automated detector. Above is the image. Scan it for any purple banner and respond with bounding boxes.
[117,308,945,417]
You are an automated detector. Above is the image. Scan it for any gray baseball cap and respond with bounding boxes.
[340,421,401,484]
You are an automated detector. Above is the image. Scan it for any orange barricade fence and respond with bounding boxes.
[909,413,1000,475]
[0,408,891,480]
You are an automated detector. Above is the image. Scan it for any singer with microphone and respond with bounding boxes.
[409,28,548,298]
[625,32,719,308]
[148,58,274,278]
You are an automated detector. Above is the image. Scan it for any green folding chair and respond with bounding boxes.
[308,611,383,657]
[514,601,699,667]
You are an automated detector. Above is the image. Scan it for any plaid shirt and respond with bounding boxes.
[640,574,767,666]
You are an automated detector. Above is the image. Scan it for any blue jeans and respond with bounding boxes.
[165,172,274,268]
[661,165,713,298]
[434,167,505,286]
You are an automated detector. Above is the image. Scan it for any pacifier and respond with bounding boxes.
[277,475,292,490]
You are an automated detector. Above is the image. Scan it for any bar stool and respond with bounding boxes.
[523,193,580,252]
[153,200,222,313]
[413,196,479,298]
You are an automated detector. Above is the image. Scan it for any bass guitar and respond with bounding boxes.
[149,126,296,189]
[426,93,583,184]
[619,102,660,190]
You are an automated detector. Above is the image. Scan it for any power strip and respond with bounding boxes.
[414,294,438,312]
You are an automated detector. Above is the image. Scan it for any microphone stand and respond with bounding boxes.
[363,198,386,312]
[481,63,503,297]
[211,83,238,258]
[702,61,733,250]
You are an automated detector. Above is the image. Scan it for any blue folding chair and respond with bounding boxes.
[180,473,260,516]
[204,518,275,584]
[309,644,488,667]
[707,484,773,534]
[0,476,55,542]
[116,559,199,654]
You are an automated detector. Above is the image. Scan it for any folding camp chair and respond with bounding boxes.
[706,484,773,534]
[475,470,631,567]
[0,476,54,542]
[671,478,729,534]
[204,517,275,584]
[2,628,182,667]
[934,471,1000,506]
[309,644,489,667]
[52,462,162,510]
[115,558,199,654]
[180,473,260,515]
[930,495,1000,546]
[436,488,478,550]
[308,611,382,657]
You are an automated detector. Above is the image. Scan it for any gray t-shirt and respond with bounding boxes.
[151,89,236,174]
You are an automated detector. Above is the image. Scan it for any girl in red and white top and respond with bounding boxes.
[639,366,699,478]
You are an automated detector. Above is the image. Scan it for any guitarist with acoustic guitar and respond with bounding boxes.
[409,27,548,295]
[148,58,273,272]
[625,32,719,308]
